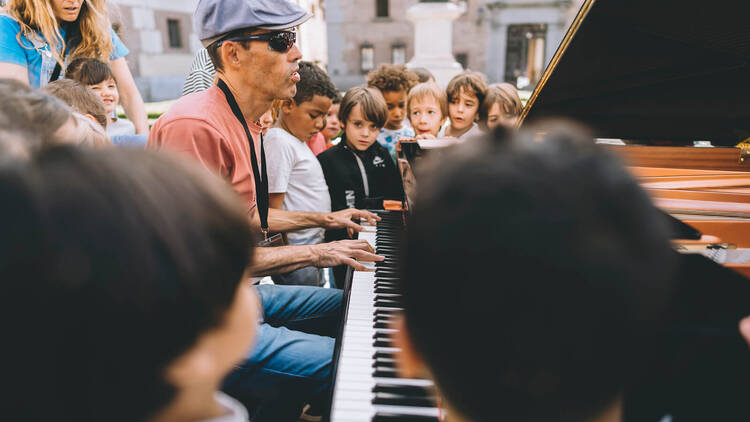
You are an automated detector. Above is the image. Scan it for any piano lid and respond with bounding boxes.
[520,0,750,146]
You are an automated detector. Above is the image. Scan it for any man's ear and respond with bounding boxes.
[280,99,296,114]
[392,315,428,379]
[220,42,242,70]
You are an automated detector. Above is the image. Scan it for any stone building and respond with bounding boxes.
[326,0,578,91]
[107,0,199,102]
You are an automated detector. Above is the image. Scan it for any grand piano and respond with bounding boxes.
[327,1,750,420]
[521,0,750,419]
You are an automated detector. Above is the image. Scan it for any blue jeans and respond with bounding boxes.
[222,285,343,422]
[271,266,325,286]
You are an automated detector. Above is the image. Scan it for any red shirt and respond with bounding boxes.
[148,86,263,217]
[306,132,327,156]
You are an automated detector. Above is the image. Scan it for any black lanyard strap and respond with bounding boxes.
[216,78,270,237]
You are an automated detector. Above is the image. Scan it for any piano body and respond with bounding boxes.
[520,0,750,419]
[521,0,750,274]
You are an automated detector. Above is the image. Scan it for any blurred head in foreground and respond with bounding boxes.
[0,78,109,149]
[1,147,258,422]
[396,122,677,422]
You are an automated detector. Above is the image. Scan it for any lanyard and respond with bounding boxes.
[216,79,270,238]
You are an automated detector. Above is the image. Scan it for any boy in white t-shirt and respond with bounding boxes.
[264,61,338,286]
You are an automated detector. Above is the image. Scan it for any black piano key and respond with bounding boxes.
[374,300,402,308]
[373,384,435,399]
[372,414,438,422]
[373,332,393,340]
[375,294,402,301]
[373,339,396,348]
[373,367,400,377]
[375,287,400,294]
[373,393,437,408]
[373,359,397,369]
[373,351,395,360]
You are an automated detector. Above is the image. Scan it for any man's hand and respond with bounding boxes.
[740,316,750,347]
[323,208,381,237]
[309,240,384,271]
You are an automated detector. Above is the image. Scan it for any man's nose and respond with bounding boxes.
[317,117,327,131]
[289,44,302,62]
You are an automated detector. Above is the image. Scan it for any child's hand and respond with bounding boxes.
[415,133,436,140]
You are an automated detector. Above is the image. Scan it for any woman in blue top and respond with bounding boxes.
[0,0,148,134]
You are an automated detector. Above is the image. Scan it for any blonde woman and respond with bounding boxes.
[0,0,148,134]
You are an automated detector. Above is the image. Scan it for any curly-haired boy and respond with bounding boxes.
[366,64,419,161]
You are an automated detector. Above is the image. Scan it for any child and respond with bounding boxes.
[42,79,108,130]
[264,61,338,287]
[479,82,523,131]
[441,70,488,139]
[4,147,260,421]
[66,57,137,137]
[406,82,448,139]
[366,64,419,161]
[395,125,678,422]
[40,79,111,147]
[317,86,404,287]
[411,67,436,84]
[321,93,342,148]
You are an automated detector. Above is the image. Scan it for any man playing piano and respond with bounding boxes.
[393,123,679,422]
[149,1,383,420]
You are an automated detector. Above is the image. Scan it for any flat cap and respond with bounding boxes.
[195,0,312,47]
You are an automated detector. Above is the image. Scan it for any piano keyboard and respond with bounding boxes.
[329,211,442,422]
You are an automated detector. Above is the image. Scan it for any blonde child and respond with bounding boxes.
[479,83,523,131]
[406,82,448,139]
[441,70,488,139]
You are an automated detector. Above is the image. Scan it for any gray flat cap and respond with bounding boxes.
[195,0,312,47]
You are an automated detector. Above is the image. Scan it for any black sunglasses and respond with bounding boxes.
[217,31,296,53]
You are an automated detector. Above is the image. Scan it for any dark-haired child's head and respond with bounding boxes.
[479,83,523,131]
[397,123,677,422]
[446,71,488,135]
[366,64,419,131]
[279,61,338,141]
[3,147,259,421]
[411,67,435,84]
[338,86,387,151]
[322,92,342,142]
[66,57,120,122]
[407,82,447,137]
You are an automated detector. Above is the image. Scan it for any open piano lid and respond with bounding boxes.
[520,0,750,146]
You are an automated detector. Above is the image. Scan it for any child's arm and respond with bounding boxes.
[269,193,285,209]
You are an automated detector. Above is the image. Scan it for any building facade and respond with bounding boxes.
[327,0,577,91]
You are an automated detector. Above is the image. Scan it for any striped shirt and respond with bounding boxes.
[182,48,217,96]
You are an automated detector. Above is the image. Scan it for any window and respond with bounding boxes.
[505,24,547,89]
[360,44,375,73]
[391,44,406,65]
[455,52,468,69]
[376,0,389,18]
[167,19,182,49]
